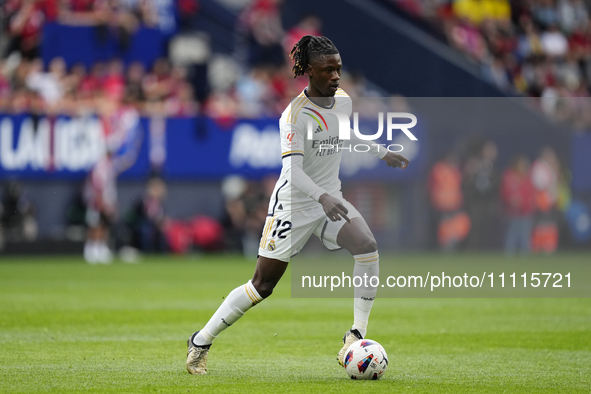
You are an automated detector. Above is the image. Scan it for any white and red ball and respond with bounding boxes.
[343,339,389,380]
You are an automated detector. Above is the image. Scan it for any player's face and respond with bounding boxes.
[308,54,342,97]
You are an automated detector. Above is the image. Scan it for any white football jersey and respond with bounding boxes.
[267,88,352,214]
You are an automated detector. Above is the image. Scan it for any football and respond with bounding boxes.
[343,339,389,380]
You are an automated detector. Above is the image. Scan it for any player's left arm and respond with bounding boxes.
[380,151,409,169]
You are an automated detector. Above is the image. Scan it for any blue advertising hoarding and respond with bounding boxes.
[0,114,426,181]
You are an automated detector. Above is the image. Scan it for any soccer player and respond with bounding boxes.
[186,35,409,375]
[83,150,117,264]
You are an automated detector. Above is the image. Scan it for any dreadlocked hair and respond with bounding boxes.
[289,35,339,78]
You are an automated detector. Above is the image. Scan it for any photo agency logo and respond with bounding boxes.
[305,111,418,154]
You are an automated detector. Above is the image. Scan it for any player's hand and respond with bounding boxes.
[318,193,351,223]
[382,152,409,169]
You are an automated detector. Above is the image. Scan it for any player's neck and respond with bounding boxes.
[304,87,334,109]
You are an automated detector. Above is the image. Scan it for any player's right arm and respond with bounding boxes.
[280,120,350,222]
[318,193,351,223]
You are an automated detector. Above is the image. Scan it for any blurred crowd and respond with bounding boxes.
[1,0,199,116]
[0,0,382,121]
[4,0,591,126]
[3,0,186,60]
[394,0,591,132]
[427,140,585,254]
[0,57,198,117]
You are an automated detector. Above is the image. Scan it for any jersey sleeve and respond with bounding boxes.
[280,114,305,160]
[345,129,389,159]
[280,113,327,202]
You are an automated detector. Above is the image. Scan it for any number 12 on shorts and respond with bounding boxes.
[260,216,293,251]
[272,219,292,239]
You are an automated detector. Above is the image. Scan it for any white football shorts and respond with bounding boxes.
[257,199,361,262]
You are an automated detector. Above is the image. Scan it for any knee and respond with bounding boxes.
[252,278,275,299]
[353,237,378,255]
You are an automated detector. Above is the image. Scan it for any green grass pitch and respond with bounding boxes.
[1,253,590,393]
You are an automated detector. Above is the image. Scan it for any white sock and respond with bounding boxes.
[84,241,99,264]
[98,242,112,264]
[351,251,379,338]
[193,280,263,346]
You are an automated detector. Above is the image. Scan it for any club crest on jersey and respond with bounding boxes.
[268,240,276,251]
[303,107,328,132]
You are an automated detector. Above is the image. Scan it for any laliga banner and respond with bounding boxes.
[0,113,146,179]
[0,114,425,180]
[0,115,105,174]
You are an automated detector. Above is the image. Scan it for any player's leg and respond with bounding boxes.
[193,255,288,346]
[251,256,289,298]
[336,217,378,256]
[84,209,110,264]
[97,212,113,263]
[186,256,287,375]
[338,216,379,338]
[335,217,380,365]
[187,208,314,375]
[84,225,100,264]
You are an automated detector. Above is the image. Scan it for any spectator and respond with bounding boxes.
[0,60,11,109]
[530,146,561,253]
[453,0,486,26]
[557,0,588,34]
[62,62,86,96]
[103,59,126,101]
[58,0,110,26]
[482,55,512,90]
[428,151,471,251]
[516,16,545,61]
[125,61,146,107]
[463,140,500,250]
[4,0,58,59]
[25,57,66,109]
[0,181,38,242]
[486,0,511,27]
[239,0,285,67]
[220,175,274,256]
[115,0,158,30]
[283,14,322,59]
[236,66,275,117]
[127,177,169,252]
[500,154,535,254]
[531,0,559,29]
[445,16,488,61]
[143,57,174,102]
[165,82,198,117]
[540,23,569,58]
[204,91,239,126]
[79,61,105,99]
[220,175,248,253]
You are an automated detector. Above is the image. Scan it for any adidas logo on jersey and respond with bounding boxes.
[314,126,322,134]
